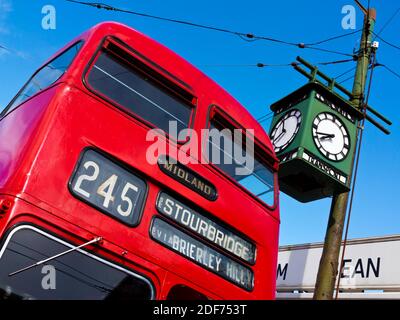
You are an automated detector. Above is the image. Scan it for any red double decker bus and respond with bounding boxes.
[0,22,279,300]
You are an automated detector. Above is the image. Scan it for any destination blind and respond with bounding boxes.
[156,192,256,264]
[150,218,254,291]
[157,156,217,201]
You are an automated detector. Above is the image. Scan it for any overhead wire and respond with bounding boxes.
[338,75,355,84]
[373,32,400,51]
[334,66,357,80]
[369,60,400,81]
[338,62,375,85]
[373,6,400,38]
[201,58,354,69]
[252,58,356,123]
[64,1,391,132]
[316,58,356,65]
[257,112,274,123]
[199,62,293,68]
[65,0,297,45]
[65,0,357,58]
[382,64,400,80]
[338,62,377,84]
[371,3,400,50]
[304,29,362,46]
[304,45,355,58]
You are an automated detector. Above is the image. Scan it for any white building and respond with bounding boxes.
[277,235,400,299]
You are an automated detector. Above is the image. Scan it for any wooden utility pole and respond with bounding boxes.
[313,6,376,300]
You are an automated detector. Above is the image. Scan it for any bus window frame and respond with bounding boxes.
[205,105,279,211]
[0,40,84,119]
[82,36,197,145]
[0,223,156,300]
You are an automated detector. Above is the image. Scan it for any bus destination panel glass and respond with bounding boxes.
[156,192,256,264]
[150,218,254,291]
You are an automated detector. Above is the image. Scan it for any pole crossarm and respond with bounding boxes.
[294,56,354,98]
[293,56,392,135]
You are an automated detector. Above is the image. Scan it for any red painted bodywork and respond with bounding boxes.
[0,22,280,299]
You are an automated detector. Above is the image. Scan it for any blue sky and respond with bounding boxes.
[0,0,398,246]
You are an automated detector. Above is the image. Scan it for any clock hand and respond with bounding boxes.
[274,119,287,142]
[317,132,335,139]
[274,128,287,143]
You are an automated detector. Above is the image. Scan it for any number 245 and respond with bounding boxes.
[73,160,139,217]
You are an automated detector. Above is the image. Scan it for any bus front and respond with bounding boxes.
[0,22,279,300]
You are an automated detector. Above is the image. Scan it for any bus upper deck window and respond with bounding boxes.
[207,116,275,207]
[3,42,83,117]
[85,40,194,139]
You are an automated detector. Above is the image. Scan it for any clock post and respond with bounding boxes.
[313,7,376,300]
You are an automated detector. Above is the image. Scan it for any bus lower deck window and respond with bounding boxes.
[0,226,153,300]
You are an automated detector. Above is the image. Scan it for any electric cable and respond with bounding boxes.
[373,33,400,51]
[334,66,357,80]
[201,58,354,69]
[338,75,355,84]
[304,29,362,46]
[65,0,357,57]
[382,64,400,80]
[374,6,400,38]
[296,45,356,58]
[257,113,274,123]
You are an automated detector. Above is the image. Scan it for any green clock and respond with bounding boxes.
[268,82,363,203]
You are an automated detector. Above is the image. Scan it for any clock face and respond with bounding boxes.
[312,112,350,161]
[270,109,302,153]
